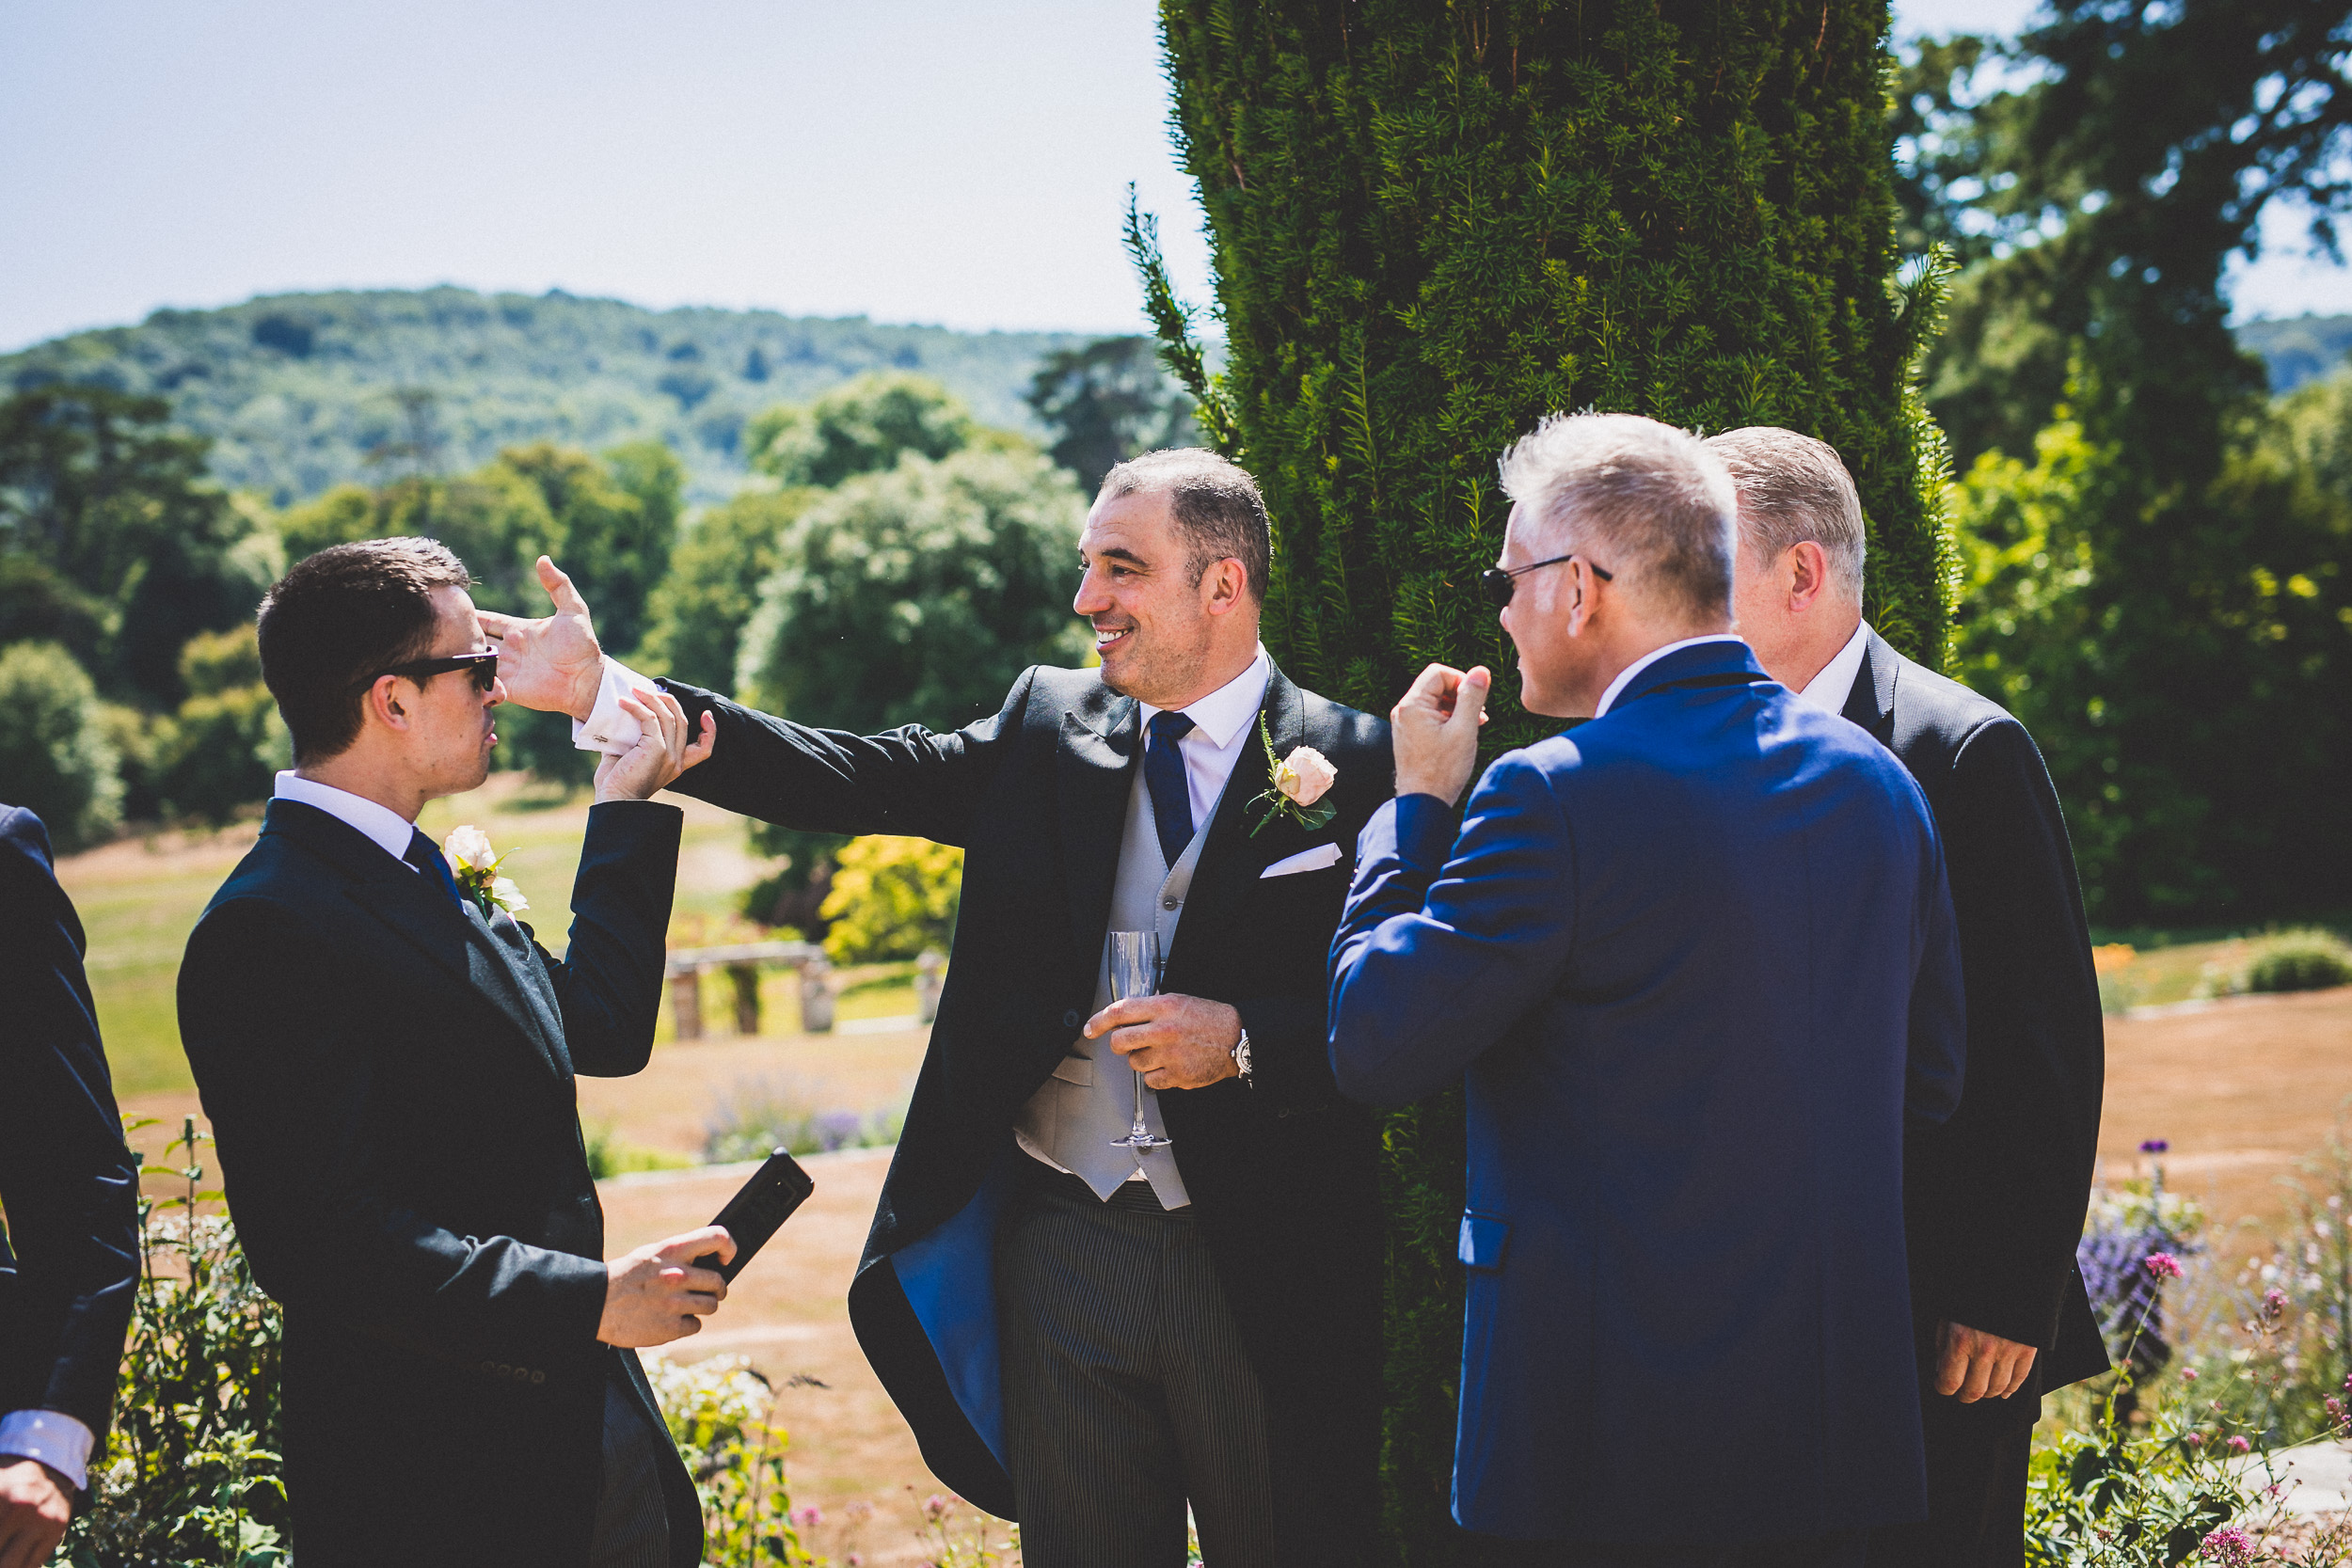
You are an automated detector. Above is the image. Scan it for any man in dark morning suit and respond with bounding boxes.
[1329,414,1968,1567]
[0,804,141,1568]
[485,451,1392,1567]
[176,537,731,1568]
[1710,428,2108,1567]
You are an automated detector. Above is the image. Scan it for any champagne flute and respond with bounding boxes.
[1105,929,1170,1151]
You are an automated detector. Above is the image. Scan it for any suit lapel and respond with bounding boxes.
[1056,683,1138,973]
[1843,626,1899,744]
[264,801,567,1080]
[1165,663,1306,983]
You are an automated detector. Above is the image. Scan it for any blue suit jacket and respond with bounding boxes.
[1328,641,1965,1544]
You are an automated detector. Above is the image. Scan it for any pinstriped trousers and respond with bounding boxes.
[995,1164,1277,1568]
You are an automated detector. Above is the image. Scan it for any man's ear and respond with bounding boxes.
[1201,557,1249,616]
[365,675,415,733]
[1563,558,1597,639]
[1786,542,1831,612]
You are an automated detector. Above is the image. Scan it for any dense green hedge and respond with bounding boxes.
[1145,2,1947,1557]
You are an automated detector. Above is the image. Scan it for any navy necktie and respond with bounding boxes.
[1145,710,1198,870]
[404,828,469,912]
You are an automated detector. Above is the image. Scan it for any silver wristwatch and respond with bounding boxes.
[1231,1027,1253,1085]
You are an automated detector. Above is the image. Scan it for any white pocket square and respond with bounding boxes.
[1261,843,1343,879]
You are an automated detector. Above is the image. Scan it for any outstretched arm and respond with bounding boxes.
[485,554,1020,844]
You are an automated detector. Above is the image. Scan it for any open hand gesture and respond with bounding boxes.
[481,557,607,721]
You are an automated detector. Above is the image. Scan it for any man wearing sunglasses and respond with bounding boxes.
[177,537,724,1568]
[1328,413,1967,1566]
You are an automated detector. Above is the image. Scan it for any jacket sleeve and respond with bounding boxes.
[1909,718,2106,1347]
[1906,812,1967,1129]
[530,800,681,1079]
[0,810,140,1448]
[1327,757,1580,1107]
[655,671,1036,847]
[180,899,610,1363]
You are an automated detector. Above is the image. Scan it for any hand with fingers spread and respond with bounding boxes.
[0,1459,72,1568]
[480,556,608,721]
[1934,1320,2038,1403]
[593,686,716,802]
[598,1227,737,1349]
[1085,993,1244,1090]
[1392,661,1492,807]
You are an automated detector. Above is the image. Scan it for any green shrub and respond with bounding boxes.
[0,640,121,848]
[65,1117,289,1567]
[639,1352,816,1566]
[818,835,961,965]
[2245,933,2352,994]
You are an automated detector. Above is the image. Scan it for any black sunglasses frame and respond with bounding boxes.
[369,649,501,693]
[1479,552,1613,609]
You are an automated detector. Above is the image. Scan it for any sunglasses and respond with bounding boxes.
[1479,553,1613,609]
[371,649,501,693]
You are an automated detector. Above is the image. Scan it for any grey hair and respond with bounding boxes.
[1702,426,1867,606]
[1494,412,1737,626]
[1098,447,1271,605]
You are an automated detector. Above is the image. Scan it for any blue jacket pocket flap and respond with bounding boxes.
[1458,1212,1510,1271]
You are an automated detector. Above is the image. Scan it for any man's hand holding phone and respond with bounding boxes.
[598,1227,736,1348]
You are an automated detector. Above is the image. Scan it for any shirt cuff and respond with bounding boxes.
[571,657,656,757]
[0,1408,94,1492]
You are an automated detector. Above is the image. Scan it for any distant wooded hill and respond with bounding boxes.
[1,288,2340,508]
[0,288,1090,505]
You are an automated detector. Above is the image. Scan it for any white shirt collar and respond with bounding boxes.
[273,771,421,866]
[1592,634,1747,719]
[1794,619,1871,716]
[1138,644,1271,750]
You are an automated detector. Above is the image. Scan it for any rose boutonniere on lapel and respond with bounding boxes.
[1246,716,1338,836]
[442,825,531,921]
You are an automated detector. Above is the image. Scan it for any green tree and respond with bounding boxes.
[1025,336,1200,494]
[1898,0,2352,921]
[1144,4,1952,1553]
[0,386,271,706]
[0,640,121,848]
[818,835,964,964]
[744,372,975,489]
[151,625,290,825]
[637,488,812,695]
[739,446,1090,735]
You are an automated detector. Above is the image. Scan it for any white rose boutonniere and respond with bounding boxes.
[442,825,531,920]
[1247,716,1339,836]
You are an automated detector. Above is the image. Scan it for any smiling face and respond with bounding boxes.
[1495,500,1604,718]
[395,585,506,798]
[1072,486,1254,709]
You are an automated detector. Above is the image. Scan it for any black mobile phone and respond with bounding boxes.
[695,1148,816,1283]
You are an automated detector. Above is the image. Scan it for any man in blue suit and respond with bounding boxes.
[1329,413,1967,1566]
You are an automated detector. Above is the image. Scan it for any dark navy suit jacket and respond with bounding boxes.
[1328,641,1966,1544]
[0,805,139,1471]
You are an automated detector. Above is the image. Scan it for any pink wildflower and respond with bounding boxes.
[2201,1525,2253,1566]
[2145,1251,2185,1279]
[2228,1435,2251,1453]
[2183,1368,2200,1381]
[794,1505,822,1528]
[2263,1287,2287,1319]
[2185,1432,2205,1448]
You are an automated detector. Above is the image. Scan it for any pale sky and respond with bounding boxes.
[0,0,2340,355]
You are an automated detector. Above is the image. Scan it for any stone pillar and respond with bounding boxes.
[728,962,762,1036]
[914,949,946,1023]
[668,968,703,1041]
[799,956,835,1034]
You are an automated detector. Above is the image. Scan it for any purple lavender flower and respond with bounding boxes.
[814,1110,865,1152]
[2140,1137,2170,1154]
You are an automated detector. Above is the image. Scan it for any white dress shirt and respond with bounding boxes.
[0,1408,93,1493]
[1793,619,1871,717]
[271,771,422,866]
[1137,645,1272,825]
[574,657,659,757]
[1591,634,1747,719]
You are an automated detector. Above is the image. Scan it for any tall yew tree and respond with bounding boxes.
[1140,2,1948,1557]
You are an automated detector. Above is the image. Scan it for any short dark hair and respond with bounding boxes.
[258,537,473,764]
[1097,448,1272,605]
